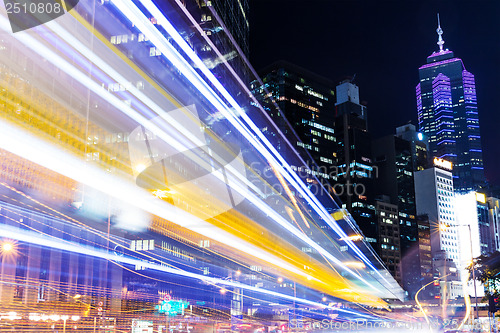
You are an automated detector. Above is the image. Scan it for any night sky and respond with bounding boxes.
[249,0,500,187]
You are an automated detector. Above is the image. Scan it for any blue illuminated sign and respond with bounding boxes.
[156,295,189,316]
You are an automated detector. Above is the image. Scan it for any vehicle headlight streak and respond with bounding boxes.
[0,9,378,293]
[36,18,373,290]
[109,0,389,292]
[117,0,390,286]
[0,16,325,284]
[0,114,323,286]
[0,225,376,319]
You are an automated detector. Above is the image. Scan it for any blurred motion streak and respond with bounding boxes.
[0,0,405,330]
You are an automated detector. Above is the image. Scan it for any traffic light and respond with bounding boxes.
[488,295,500,313]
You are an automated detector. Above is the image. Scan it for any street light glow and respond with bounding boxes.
[1,241,15,253]
[339,235,363,242]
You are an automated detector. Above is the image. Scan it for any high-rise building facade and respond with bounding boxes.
[375,200,401,283]
[414,161,463,299]
[416,214,434,299]
[414,162,459,262]
[453,191,491,299]
[251,62,338,191]
[210,0,250,58]
[372,133,422,296]
[455,192,492,259]
[415,17,485,192]
[333,81,379,254]
[334,80,373,204]
[188,0,251,85]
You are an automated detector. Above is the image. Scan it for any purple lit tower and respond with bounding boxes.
[416,14,485,192]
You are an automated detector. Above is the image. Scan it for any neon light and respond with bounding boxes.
[427,50,454,58]
[437,140,455,145]
[0,1,399,296]
[0,224,378,316]
[433,157,453,170]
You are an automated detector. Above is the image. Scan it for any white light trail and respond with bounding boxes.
[123,0,391,286]
[5,7,374,290]
[109,0,387,293]
[0,5,393,295]
[44,20,265,198]
[0,118,312,281]
[0,15,326,285]
[36,17,367,286]
[0,224,375,319]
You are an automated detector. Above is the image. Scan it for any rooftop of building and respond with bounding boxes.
[257,60,336,89]
[427,49,455,63]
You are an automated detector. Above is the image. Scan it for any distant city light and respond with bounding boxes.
[417,132,424,141]
[339,235,363,242]
[439,224,448,232]
[433,157,452,170]
[343,261,366,269]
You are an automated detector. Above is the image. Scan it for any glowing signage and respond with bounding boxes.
[476,192,486,204]
[156,295,189,316]
[433,157,452,170]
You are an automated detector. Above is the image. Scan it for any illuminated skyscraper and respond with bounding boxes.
[416,15,485,192]
[251,61,338,190]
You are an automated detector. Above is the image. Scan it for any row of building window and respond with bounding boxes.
[110,33,151,45]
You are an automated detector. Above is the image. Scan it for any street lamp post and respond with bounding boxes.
[466,224,480,322]
[441,223,479,322]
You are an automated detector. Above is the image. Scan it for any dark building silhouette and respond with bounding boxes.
[333,80,379,256]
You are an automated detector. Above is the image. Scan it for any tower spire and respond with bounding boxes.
[436,13,445,52]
